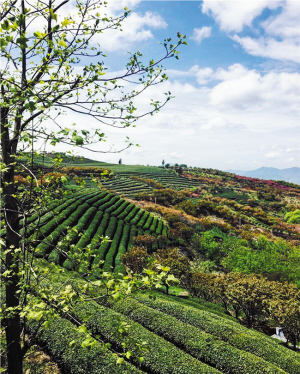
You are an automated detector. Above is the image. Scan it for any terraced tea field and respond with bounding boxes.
[10,189,167,273]
[100,171,202,197]
[27,265,300,374]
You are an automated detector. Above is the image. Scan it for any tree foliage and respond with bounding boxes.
[0,1,186,372]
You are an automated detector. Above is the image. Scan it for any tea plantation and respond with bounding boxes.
[3,156,300,373]
[25,261,300,374]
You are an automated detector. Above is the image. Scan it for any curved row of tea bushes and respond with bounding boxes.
[22,198,63,225]
[86,191,107,206]
[24,189,95,226]
[158,292,235,321]
[75,210,104,251]
[91,217,117,273]
[102,220,124,272]
[61,207,98,269]
[23,198,78,237]
[29,317,145,374]
[110,200,131,217]
[92,192,112,209]
[136,211,149,228]
[74,301,221,374]
[150,217,158,232]
[162,225,168,236]
[156,220,163,235]
[113,298,287,374]
[35,203,89,257]
[99,195,120,212]
[90,213,110,247]
[130,209,145,225]
[134,293,300,374]
[124,206,140,223]
[117,203,135,220]
[114,224,131,274]
[143,215,154,231]
[105,199,124,215]
[114,224,130,274]
[32,191,97,241]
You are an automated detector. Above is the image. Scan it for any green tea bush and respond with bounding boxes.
[124,206,140,223]
[137,212,149,228]
[150,217,158,233]
[92,217,117,272]
[101,196,120,212]
[156,220,163,235]
[73,302,220,374]
[143,215,154,230]
[92,193,112,208]
[35,204,89,257]
[118,204,135,220]
[131,209,145,225]
[103,220,124,272]
[30,317,143,374]
[111,201,131,217]
[114,224,131,274]
[113,298,287,374]
[134,293,300,374]
[75,211,104,251]
[105,198,124,215]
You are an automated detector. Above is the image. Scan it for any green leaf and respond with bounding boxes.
[49,8,57,21]
[69,340,76,347]
[78,325,88,334]
[1,20,10,30]
[72,135,84,145]
[125,351,132,359]
[116,357,125,365]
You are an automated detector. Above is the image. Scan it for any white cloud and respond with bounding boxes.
[208,64,300,111]
[96,11,167,52]
[262,0,300,38]
[201,0,282,32]
[202,0,300,63]
[191,26,212,43]
[286,147,299,152]
[232,35,300,63]
[264,152,281,158]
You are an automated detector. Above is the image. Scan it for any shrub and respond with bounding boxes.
[121,246,149,274]
[152,248,190,280]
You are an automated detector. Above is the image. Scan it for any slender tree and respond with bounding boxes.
[0,1,186,372]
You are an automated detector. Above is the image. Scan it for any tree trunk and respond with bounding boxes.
[1,108,23,373]
[3,174,23,374]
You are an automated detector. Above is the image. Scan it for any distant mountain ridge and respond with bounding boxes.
[226,167,300,185]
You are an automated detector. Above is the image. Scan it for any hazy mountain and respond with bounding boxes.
[226,167,300,185]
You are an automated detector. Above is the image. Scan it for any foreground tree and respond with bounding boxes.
[0,1,186,372]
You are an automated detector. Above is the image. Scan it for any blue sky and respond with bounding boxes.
[52,0,300,171]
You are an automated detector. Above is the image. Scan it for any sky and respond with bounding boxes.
[47,1,300,170]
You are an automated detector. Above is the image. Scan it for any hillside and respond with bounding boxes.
[227,167,300,185]
[3,155,300,372]
[24,261,300,374]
